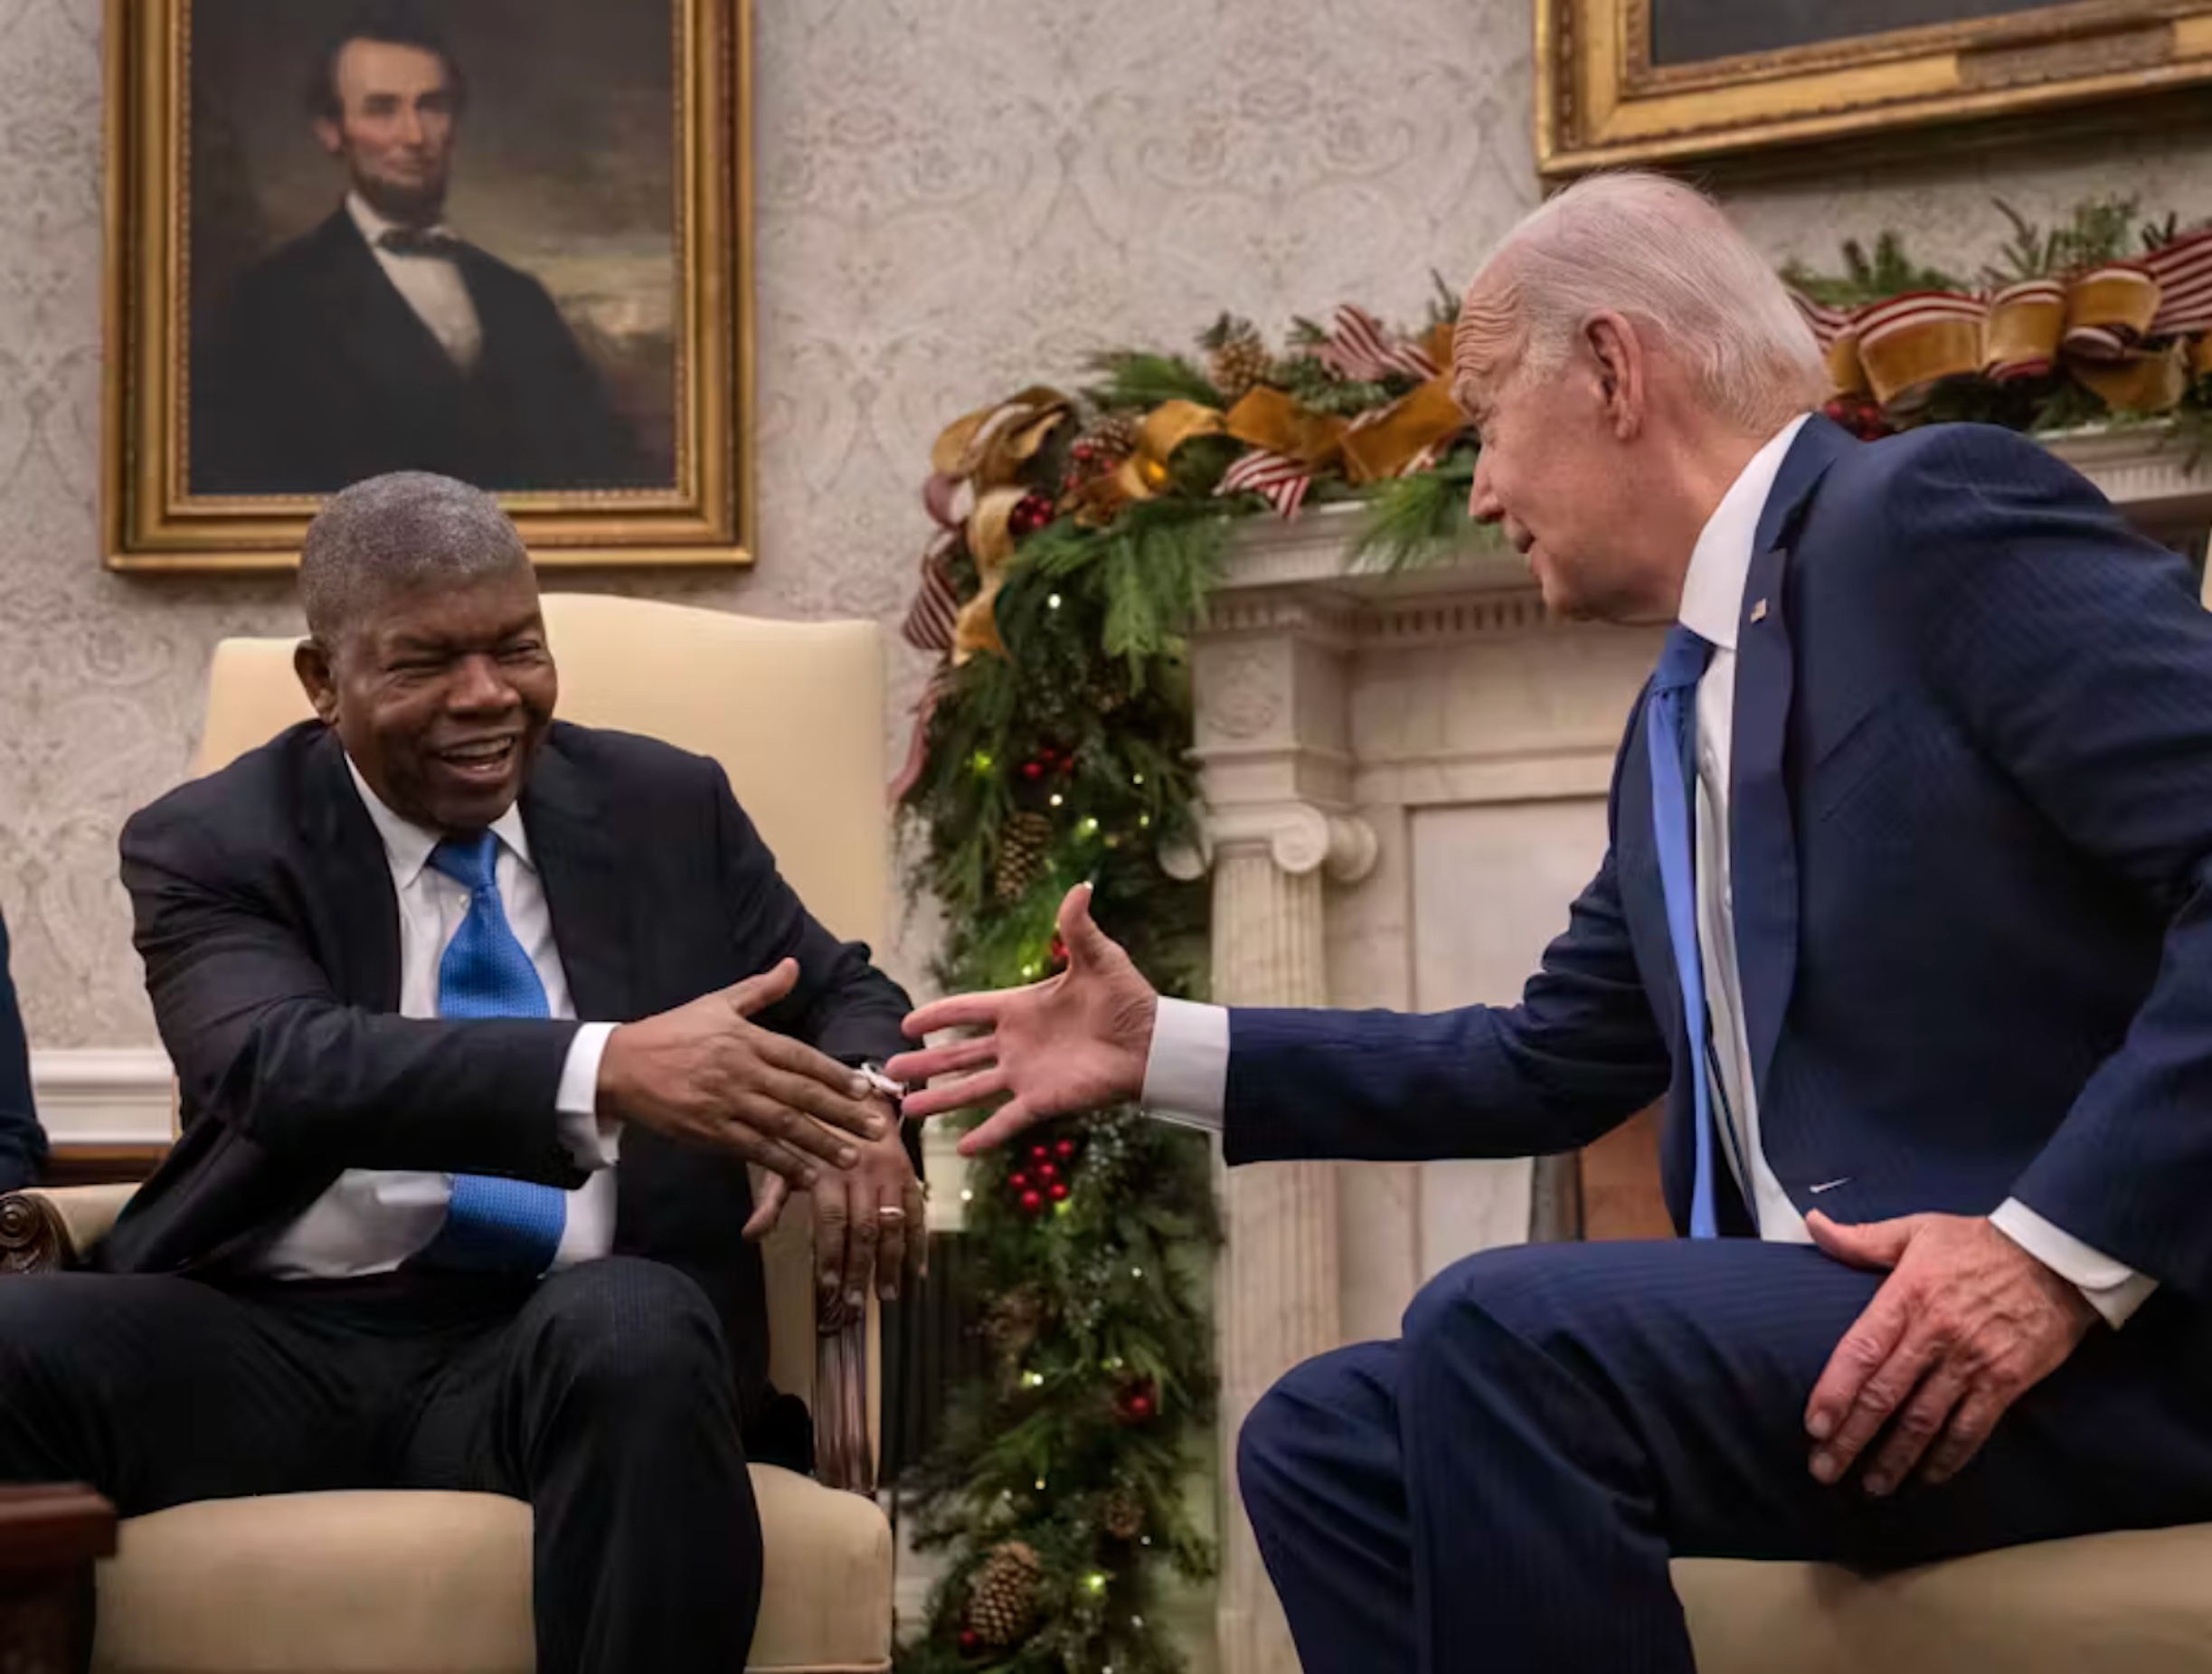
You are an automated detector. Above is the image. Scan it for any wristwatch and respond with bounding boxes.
[858,1062,906,1109]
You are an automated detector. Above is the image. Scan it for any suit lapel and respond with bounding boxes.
[1731,416,1854,1112]
[520,733,633,1022]
[300,732,403,1011]
[305,211,470,402]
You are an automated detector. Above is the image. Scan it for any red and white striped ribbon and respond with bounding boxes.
[1218,448,1311,519]
[2148,227,2212,337]
[1318,304,1440,383]
[1788,288,1855,353]
[901,534,959,655]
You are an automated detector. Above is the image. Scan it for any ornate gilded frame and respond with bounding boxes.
[1537,0,2212,177]
[102,0,755,572]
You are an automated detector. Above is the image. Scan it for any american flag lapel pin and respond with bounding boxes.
[1749,598,1770,624]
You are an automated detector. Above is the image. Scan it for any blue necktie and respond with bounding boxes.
[414,830,567,1275]
[1647,625,1725,1241]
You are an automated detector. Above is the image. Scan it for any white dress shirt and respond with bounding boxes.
[346,191,484,373]
[255,761,618,1279]
[1143,414,2154,1328]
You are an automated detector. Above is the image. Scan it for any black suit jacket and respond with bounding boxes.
[0,909,44,1191]
[192,209,648,495]
[107,721,909,1416]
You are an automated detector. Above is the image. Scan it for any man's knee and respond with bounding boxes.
[1402,1244,1590,1367]
[528,1257,731,1414]
[1237,1344,1392,1517]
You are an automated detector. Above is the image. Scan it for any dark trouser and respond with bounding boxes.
[1237,1239,2212,1674]
[0,1255,761,1674]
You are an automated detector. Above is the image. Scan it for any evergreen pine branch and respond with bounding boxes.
[1083,351,1224,411]
[1349,455,1491,573]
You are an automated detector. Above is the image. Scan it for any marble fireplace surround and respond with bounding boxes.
[1192,422,2212,1673]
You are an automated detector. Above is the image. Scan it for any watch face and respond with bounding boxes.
[860,1064,906,1103]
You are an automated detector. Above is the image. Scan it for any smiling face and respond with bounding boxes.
[315,37,459,224]
[297,565,556,834]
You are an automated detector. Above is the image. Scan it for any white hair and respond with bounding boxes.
[1460,172,1826,433]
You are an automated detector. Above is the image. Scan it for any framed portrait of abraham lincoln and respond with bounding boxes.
[104,0,753,571]
[1538,0,2212,177]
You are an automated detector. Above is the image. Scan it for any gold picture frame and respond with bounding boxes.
[103,0,754,572]
[1538,0,2212,178]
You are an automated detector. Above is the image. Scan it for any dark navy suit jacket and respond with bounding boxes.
[1226,417,2212,1302]
[0,910,43,1189]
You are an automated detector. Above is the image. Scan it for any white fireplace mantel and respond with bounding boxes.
[1190,420,2211,1674]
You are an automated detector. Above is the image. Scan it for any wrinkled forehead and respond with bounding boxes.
[1451,269,1524,417]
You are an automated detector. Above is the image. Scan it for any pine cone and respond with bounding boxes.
[983,1285,1046,1361]
[1084,672,1128,716]
[1081,410,1140,461]
[1101,1487,1146,1541]
[966,1541,1045,1647]
[1209,328,1274,404]
[994,810,1054,903]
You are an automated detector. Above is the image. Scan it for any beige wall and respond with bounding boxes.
[1,0,2207,1052]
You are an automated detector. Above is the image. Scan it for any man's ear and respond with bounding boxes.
[313,117,345,158]
[294,639,341,726]
[1583,312,1644,440]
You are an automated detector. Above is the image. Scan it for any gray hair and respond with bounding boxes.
[1458,172,1826,433]
[298,472,532,648]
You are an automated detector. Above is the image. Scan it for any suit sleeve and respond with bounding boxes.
[120,800,586,1185]
[704,765,912,1068]
[1224,761,1674,1165]
[1895,424,2212,1297]
[0,910,46,1190]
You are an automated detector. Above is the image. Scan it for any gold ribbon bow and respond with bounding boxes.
[924,387,1071,662]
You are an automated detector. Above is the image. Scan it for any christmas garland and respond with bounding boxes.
[892,195,2212,1674]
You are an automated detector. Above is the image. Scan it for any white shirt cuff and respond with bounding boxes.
[556,1022,621,1169]
[1140,999,1229,1132]
[1990,1197,2157,1329]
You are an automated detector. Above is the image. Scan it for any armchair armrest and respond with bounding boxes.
[0,1186,138,1275]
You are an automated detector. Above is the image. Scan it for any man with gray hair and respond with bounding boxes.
[0,473,920,1672]
[888,171,2212,1669]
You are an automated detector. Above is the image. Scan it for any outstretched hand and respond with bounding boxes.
[886,884,1158,1155]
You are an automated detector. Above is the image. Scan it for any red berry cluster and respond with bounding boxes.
[1018,743,1075,784]
[1113,1376,1158,1425]
[1007,1137,1081,1216]
[1009,492,1055,539]
[1821,393,1891,442]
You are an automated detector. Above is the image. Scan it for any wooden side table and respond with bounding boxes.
[0,1485,116,1674]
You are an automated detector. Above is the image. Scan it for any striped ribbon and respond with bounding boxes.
[1217,447,1312,519]
[1317,304,1442,383]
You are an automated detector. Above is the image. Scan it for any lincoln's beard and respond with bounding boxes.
[348,162,449,228]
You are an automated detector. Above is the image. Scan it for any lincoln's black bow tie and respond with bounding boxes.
[377,226,464,258]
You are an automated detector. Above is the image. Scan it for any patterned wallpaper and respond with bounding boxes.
[2,0,2208,1050]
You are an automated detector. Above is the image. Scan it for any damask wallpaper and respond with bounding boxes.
[0,0,2207,1052]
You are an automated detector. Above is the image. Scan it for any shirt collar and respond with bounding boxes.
[343,752,534,889]
[345,190,456,251]
[1677,413,1810,654]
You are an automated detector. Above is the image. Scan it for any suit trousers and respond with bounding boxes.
[0,1255,761,1674]
[1237,1238,2212,1674]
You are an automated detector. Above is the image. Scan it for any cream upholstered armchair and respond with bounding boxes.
[0,595,898,1674]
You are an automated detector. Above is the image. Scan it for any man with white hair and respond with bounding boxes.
[888,170,2212,1669]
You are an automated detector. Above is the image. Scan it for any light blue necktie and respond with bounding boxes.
[414,830,567,1275]
[1647,625,1725,1241]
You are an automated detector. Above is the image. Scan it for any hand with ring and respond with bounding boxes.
[745,1088,927,1326]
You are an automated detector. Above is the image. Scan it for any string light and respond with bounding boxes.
[1078,816,1101,837]
[1047,593,1063,610]
[1084,1573,1109,1594]
[1049,793,1064,808]
[1132,772,1144,786]
[1021,1370,1045,1389]
[959,1188,974,1204]
[971,750,995,774]
[1035,1477,1048,1490]
[1130,1266,1145,1279]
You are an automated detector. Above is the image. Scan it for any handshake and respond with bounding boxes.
[593,884,1150,1313]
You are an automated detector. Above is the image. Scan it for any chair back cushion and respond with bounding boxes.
[192,593,890,1410]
